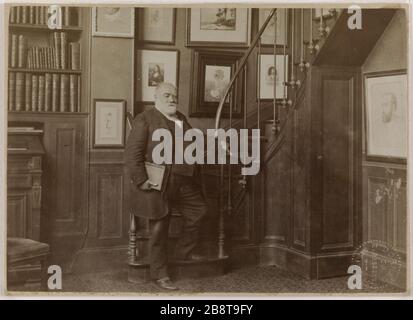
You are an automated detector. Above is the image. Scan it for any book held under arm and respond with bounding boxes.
[145,162,165,191]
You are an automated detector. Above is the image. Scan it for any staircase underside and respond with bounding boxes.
[313,9,396,66]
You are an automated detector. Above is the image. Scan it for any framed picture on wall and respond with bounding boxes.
[186,8,251,47]
[364,70,407,162]
[138,8,176,44]
[189,49,244,117]
[136,49,179,103]
[257,54,288,100]
[257,8,287,46]
[92,7,135,38]
[93,99,126,148]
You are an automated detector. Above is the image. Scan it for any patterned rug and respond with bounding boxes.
[54,265,404,296]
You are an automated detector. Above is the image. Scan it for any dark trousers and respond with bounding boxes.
[149,174,208,280]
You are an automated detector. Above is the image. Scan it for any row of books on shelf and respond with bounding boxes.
[9,72,81,113]
[10,32,80,70]
[9,6,79,27]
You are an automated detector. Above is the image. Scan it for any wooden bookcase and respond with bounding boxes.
[7,6,91,269]
[8,6,90,114]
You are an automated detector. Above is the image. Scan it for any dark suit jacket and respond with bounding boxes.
[124,107,201,220]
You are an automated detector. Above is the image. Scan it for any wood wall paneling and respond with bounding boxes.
[320,76,354,250]
[8,113,89,270]
[7,193,30,238]
[292,93,310,251]
[86,163,129,248]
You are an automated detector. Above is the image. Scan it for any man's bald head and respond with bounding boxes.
[154,82,178,116]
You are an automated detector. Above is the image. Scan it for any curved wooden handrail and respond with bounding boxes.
[214,8,277,131]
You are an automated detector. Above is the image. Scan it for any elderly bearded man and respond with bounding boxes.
[124,83,208,291]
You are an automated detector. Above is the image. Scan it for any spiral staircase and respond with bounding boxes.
[128,8,397,282]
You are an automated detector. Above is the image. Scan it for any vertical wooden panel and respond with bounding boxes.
[264,137,291,244]
[86,161,129,249]
[366,176,388,242]
[55,128,76,222]
[394,184,407,252]
[320,75,355,250]
[97,173,124,240]
[7,193,29,238]
[292,93,310,249]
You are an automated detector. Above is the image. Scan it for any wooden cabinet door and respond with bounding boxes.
[40,116,88,269]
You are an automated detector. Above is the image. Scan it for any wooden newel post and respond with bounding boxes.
[218,164,226,258]
[128,213,137,264]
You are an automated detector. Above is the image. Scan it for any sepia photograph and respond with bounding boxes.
[189,49,243,117]
[187,8,250,47]
[258,54,287,100]
[200,8,237,30]
[258,8,287,46]
[136,49,178,102]
[365,71,407,160]
[204,65,231,102]
[92,7,135,37]
[1,3,411,303]
[140,8,175,44]
[93,99,126,148]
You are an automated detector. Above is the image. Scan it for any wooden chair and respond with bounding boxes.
[7,237,50,291]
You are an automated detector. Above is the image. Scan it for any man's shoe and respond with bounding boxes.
[155,277,178,291]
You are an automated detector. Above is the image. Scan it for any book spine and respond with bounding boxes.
[22,6,28,23]
[60,74,69,112]
[27,47,31,68]
[64,6,70,27]
[53,32,61,69]
[38,75,45,111]
[36,6,41,25]
[41,47,46,69]
[45,73,52,111]
[52,74,60,112]
[16,6,21,24]
[31,75,38,111]
[49,47,53,69]
[15,72,24,111]
[25,73,32,111]
[33,46,37,69]
[39,7,44,25]
[51,47,56,69]
[37,47,41,69]
[70,42,80,70]
[10,7,15,23]
[69,74,78,112]
[11,34,18,67]
[8,72,16,111]
[18,35,27,68]
[77,75,81,112]
[60,32,67,69]
[29,6,34,24]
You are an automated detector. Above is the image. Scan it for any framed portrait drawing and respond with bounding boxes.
[257,54,288,100]
[92,7,135,38]
[257,8,287,46]
[138,8,176,44]
[136,49,179,103]
[364,70,407,162]
[93,99,126,148]
[186,8,251,47]
[189,49,244,117]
